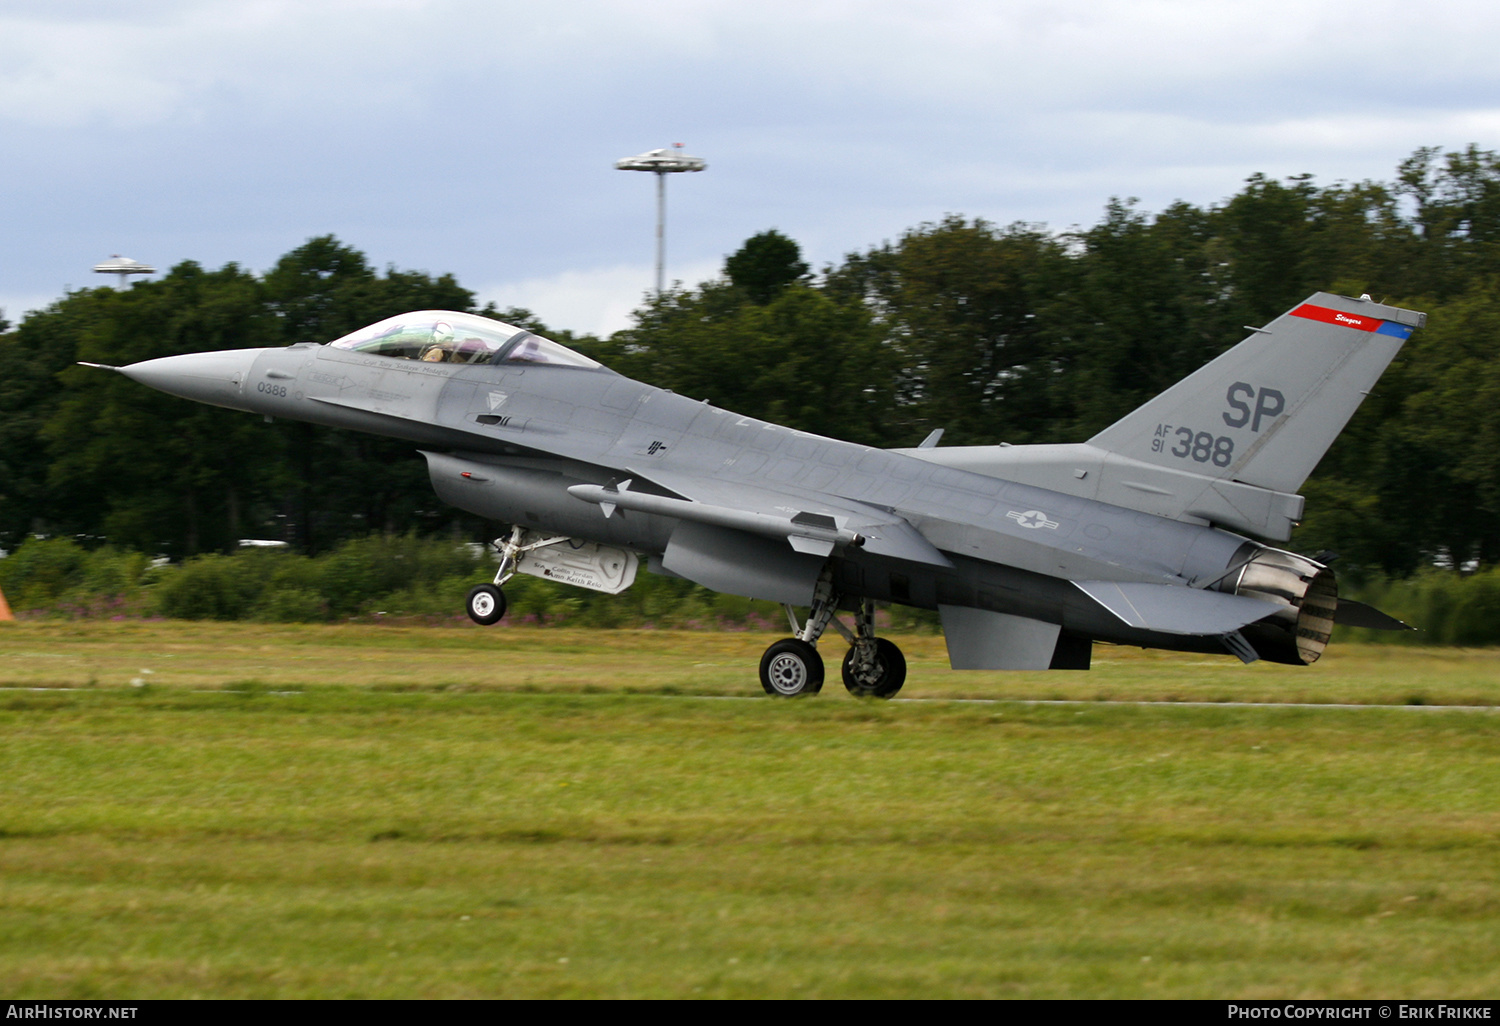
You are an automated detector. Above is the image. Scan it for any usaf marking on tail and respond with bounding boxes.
[87,291,1419,697]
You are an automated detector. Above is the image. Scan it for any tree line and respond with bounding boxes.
[4,145,1500,582]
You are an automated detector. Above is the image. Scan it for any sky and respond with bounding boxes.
[3,0,1500,337]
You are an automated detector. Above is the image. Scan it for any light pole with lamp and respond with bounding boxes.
[614,144,706,296]
[92,255,156,290]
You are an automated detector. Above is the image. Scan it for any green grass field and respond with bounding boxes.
[2,622,1499,998]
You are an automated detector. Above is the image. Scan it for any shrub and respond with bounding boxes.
[250,587,328,623]
[150,550,283,620]
[0,537,89,610]
[1339,566,1500,646]
[318,535,483,616]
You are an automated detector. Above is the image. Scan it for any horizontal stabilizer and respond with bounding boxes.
[1075,581,1283,636]
[1335,599,1414,631]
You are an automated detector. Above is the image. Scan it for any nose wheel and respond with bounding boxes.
[466,584,506,625]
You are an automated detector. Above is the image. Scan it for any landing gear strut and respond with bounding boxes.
[465,525,568,626]
[757,574,906,699]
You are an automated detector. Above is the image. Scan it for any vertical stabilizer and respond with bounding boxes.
[1088,292,1425,495]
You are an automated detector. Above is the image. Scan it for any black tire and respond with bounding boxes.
[466,584,507,625]
[759,638,825,697]
[841,638,906,699]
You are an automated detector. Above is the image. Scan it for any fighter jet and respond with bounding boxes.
[86,291,1420,697]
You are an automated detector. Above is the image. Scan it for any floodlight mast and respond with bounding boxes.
[92,255,155,290]
[614,145,706,296]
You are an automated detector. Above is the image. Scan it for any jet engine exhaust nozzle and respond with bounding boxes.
[1217,548,1337,665]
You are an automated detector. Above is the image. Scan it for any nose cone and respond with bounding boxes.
[119,349,266,409]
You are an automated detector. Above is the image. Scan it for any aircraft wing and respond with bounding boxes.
[568,466,953,568]
[566,466,954,608]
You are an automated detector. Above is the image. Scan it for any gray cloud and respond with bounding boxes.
[3,0,1498,333]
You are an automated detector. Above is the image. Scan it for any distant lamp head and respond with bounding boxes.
[613,146,707,174]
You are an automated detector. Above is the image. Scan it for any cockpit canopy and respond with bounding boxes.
[328,310,602,369]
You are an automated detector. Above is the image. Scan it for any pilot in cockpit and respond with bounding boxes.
[419,321,456,362]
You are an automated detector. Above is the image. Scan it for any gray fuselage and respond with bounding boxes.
[169,340,1263,657]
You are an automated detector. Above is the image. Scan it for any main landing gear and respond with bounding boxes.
[465,525,569,626]
[758,573,907,700]
[470,530,905,699]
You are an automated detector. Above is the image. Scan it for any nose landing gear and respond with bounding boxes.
[464,525,570,626]
[757,576,906,699]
